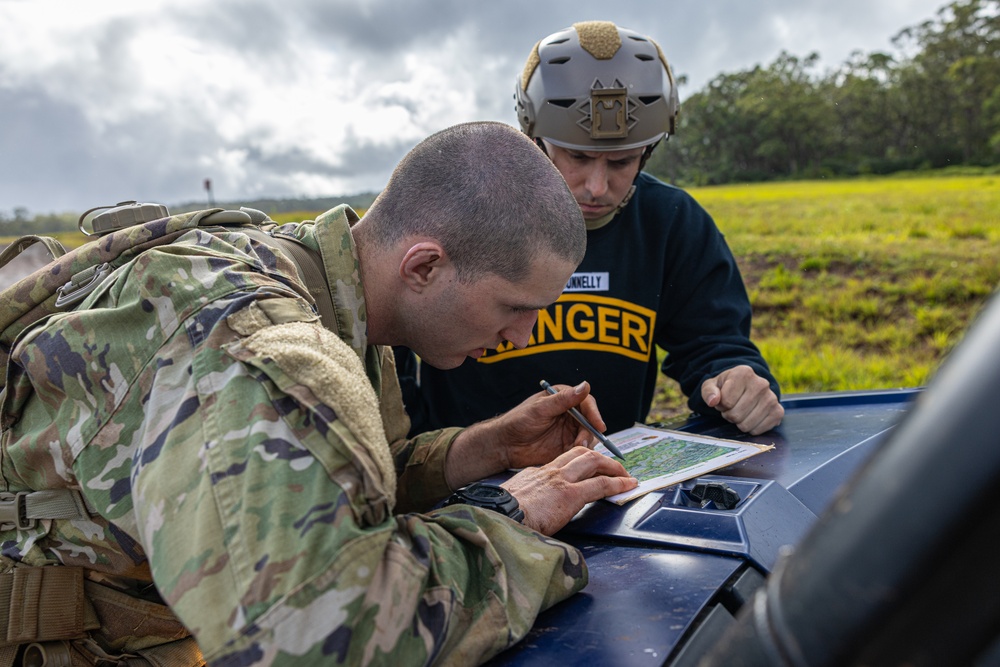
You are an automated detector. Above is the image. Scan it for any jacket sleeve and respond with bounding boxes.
[654,194,780,417]
[75,294,587,666]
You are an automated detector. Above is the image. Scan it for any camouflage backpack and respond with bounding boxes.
[0,203,335,667]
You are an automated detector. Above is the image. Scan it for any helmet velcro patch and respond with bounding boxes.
[521,41,541,90]
[573,21,621,60]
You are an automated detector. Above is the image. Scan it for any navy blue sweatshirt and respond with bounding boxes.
[396,172,778,434]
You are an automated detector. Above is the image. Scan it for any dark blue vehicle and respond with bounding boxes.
[492,292,1000,667]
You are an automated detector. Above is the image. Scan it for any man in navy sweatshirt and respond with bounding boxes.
[397,21,783,437]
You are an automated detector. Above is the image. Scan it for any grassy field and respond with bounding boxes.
[5,174,996,421]
[647,173,1000,421]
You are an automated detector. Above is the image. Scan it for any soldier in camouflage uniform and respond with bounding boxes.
[0,121,636,666]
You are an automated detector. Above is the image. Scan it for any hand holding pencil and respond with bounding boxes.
[540,380,627,461]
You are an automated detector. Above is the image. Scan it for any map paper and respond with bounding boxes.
[599,425,774,505]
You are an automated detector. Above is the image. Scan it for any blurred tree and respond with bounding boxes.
[647,0,999,185]
[892,0,1000,164]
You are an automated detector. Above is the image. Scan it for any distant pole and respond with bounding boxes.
[204,178,215,207]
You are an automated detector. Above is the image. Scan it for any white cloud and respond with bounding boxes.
[0,0,952,213]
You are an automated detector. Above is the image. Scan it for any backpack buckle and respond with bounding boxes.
[0,492,35,530]
[54,263,112,309]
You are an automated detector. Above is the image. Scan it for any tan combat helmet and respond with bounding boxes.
[515,21,680,152]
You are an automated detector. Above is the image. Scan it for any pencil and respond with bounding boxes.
[540,380,627,461]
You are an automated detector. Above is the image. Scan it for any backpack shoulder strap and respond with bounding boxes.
[239,227,338,333]
[0,236,67,271]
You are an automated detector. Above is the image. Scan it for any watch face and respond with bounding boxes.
[468,485,506,500]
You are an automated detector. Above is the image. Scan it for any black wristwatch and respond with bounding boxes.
[443,483,525,523]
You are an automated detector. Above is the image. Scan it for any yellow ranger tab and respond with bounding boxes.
[480,294,656,363]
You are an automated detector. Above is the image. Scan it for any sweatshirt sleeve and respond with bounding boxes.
[654,193,780,416]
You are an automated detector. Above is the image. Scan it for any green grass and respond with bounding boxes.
[648,174,1000,421]
[0,230,91,249]
[269,208,368,224]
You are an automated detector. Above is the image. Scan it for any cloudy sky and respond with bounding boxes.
[1,0,948,215]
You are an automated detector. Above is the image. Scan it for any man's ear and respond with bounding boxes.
[399,241,449,292]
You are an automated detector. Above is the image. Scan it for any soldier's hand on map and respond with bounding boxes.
[502,446,636,535]
[444,381,611,490]
[701,365,784,435]
[495,380,615,467]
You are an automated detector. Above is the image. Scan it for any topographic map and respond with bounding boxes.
[602,426,774,505]
[622,436,734,482]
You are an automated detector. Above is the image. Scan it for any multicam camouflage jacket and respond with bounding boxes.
[0,206,588,665]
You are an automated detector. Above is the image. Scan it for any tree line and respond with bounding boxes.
[0,194,378,236]
[647,0,1000,185]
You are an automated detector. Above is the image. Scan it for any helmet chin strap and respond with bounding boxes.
[585,185,635,231]
[638,140,660,172]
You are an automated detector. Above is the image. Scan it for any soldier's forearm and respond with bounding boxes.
[443,419,511,489]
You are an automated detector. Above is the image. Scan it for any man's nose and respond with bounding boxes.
[583,162,609,198]
[500,312,539,349]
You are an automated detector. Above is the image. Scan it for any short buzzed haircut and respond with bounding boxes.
[363,121,585,283]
